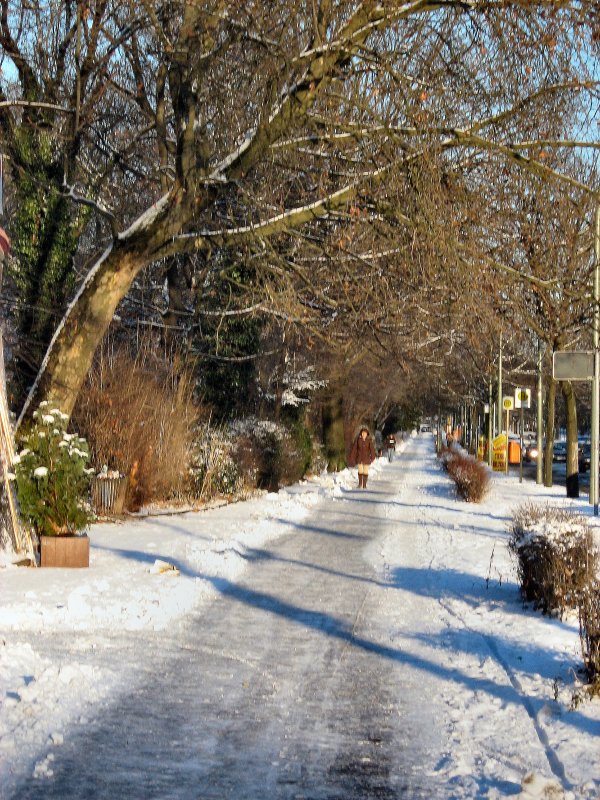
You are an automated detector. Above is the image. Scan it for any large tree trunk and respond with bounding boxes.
[544,377,556,487]
[17,247,143,425]
[561,379,579,498]
[15,184,195,429]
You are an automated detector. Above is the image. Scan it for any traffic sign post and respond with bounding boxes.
[514,388,530,484]
[552,342,599,512]
[503,396,513,474]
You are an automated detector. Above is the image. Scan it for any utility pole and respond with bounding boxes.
[536,339,543,485]
[497,332,503,435]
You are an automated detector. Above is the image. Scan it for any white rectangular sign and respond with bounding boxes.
[553,351,594,381]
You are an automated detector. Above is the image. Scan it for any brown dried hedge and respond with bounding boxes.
[438,445,491,503]
[509,503,596,619]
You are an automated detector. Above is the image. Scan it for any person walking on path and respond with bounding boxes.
[385,432,396,462]
[350,426,376,489]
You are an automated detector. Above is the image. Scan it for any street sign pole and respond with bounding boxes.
[536,340,543,485]
[519,401,524,484]
[488,379,493,467]
[592,206,600,515]
[497,333,503,439]
[505,405,510,474]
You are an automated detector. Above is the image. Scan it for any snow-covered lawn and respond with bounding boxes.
[1,434,598,799]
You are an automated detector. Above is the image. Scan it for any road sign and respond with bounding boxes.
[514,388,531,409]
[492,434,507,472]
[553,351,594,381]
[502,396,513,411]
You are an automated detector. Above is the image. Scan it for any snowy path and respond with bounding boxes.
[8,442,447,799]
[4,436,599,799]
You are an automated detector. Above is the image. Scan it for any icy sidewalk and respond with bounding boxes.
[370,438,600,799]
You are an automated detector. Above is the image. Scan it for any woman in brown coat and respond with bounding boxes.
[350,427,376,488]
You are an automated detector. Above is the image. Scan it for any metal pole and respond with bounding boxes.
[592,206,600,515]
[497,332,503,436]
[505,407,509,474]
[519,398,524,483]
[536,338,543,485]
[488,379,493,467]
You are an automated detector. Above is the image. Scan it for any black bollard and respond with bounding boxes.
[566,471,580,498]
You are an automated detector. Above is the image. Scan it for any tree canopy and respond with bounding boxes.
[0,0,598,424]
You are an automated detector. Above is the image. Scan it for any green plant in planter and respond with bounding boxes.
[12,402,93,536]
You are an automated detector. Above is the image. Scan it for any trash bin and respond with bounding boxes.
[508,440,521,465]
[91,475,128,515]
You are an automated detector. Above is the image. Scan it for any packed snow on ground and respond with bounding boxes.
[0,434,599,799]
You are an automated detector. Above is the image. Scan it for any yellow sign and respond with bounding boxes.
[514,388,531,409]
[492,434,507,472]
[503,397,513,411]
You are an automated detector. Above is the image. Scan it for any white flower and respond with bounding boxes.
[33,466,48,478]
[53,429,60,435]
[62,433,75,442]
[50,408,62,416]
[7,472,16,481]
[58,441,69,448]
[60,412,69,421]
[38,400,50,408]
[38,432,46,438]
[84,467,95,475]
[12,454,21,465]
[41,414,55,425]
[19,449,31,457]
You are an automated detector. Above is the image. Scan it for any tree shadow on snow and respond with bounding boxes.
[206,574,598,749]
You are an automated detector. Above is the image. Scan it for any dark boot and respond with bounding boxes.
[358,474,364,488]
[363,474,368,489]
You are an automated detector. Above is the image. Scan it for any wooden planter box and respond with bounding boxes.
[40,534,90,568]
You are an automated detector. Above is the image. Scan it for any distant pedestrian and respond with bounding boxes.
[375,429,383,457]
[350,427,376,489]
[385,432,396,462]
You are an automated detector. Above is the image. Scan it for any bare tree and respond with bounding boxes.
[0,1,597,427]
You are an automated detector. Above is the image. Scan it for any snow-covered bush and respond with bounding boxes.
[187,424,243,500]
[12,402,93,536]
[438,445,490,502]
[509,503,597,618]
[230,417,313,491]
[578,580,600,695]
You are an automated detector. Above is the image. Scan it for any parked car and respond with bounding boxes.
[552,441,567,462]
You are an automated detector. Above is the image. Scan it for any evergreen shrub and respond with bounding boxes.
[187,424,243,500]
[12,402,93,536]
[231,417,312,492]
[509,503,597,618]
